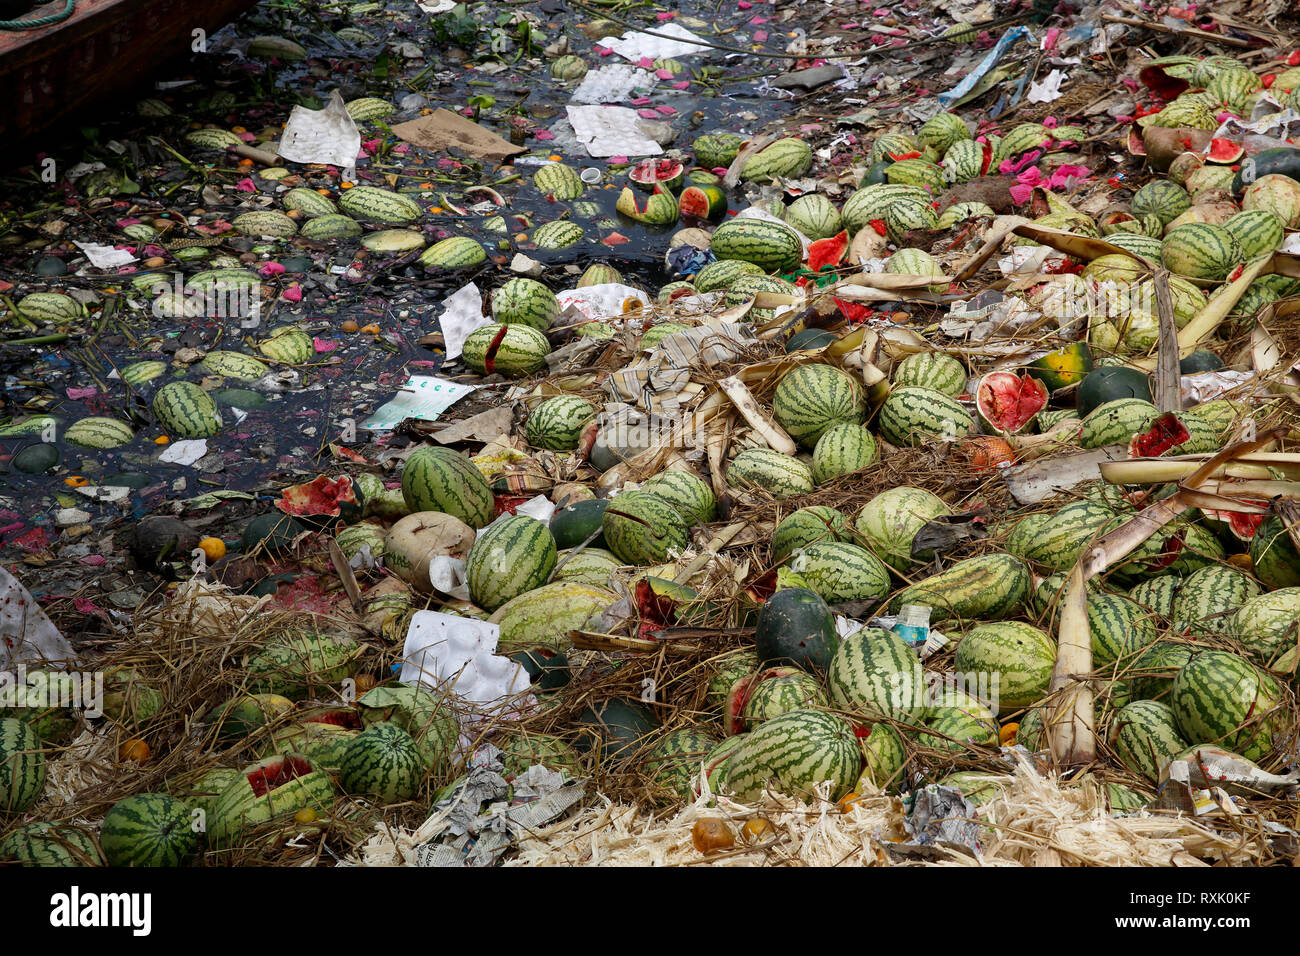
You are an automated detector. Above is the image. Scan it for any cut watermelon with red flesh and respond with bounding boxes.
[1129,412,1189,457]
[976,371,1048,436]
[723,666,796,736]
[678,185,725,221]
[305,709,363,729]
[629,158,684,192]
[246,755,315,798]
[1204,505,1268,542]
[807,230,849,271]
[1207,137,1245,164]
[1127,128,1147,157]
[482,325,510,375]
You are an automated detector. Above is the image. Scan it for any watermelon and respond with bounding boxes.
[935,200,995,229]
[1009,499,1117,571]
[708,218,802,273]
[1171,564,1261,636]
[534,163,585,200]
[15,292,86,322]
[531,220,585,249]
[257,327,314,364]
[1111,700,1189,781]
[1170,650,1285,761]
[974,371,1048,437]
[876,386,973,447]
[1128,575,1180,620]
[1241,174,1300,228]
[64,417,134,449]
[827,627,926,722]
[209,754,336,846]
[811,423,878,484]
[883,197,939,241]
[300,213,363,239]
[100,794,198,866]
[1160,222,1244,281]
[0,717,44,813]
[526,395,596,450]
[1250,515,1300,590]
[1079,398,1159,448]
[1088,592,1158,665]
[885,248,946,294]
[891,553,1031,623]
[917,692,999,754]
[489,581,615,653]
[338,186,421,223]
[692,258,765,293]
[244,630,363,699]
[953,621,1056,708]
[719,709,861,802]
[628,157,685,193]
[919,112,970,153]
[1224,209,1285,259]
[466,515,557,611]
[574,698,660,766]
[461,323,550,377]
[870,132,919,165]
[740,138,813,182]
[743,669,829,727]
[550,546,619,587]
[401,446,494,528]
[492,278,558,332]
[754,587,838,674]
[198,350,271,381]
[1077,366,1153,416]
[854,486,950,571]
[642,729,719,803]
[0,822,105,867]
[602,490,690,565]
[339,723,426,802]
[357,685,458,774]
[788,542,890,604]
[549,55,588,80]
[693,132,745,169]
[784,194,842,240]
[499,731,583,780]
[640,469,717,525]
[152,381,221,438]
[233,210,297,237]
[726,448,814,499]
[1131,181,1191,227]
[420,236,486,269]
[772,507,849,563]
[1125,640,1195,702]
[857,721,908,791]
[772,363,866,447]
[1231,588,1300,664]
[884,159,945,194]
[616,185,679,226]
[549,498,608,550]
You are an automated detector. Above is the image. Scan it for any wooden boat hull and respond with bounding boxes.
[0,0,260,145]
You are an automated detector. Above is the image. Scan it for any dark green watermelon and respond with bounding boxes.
[785,329,837,353]
[573,698,660,765]
[1178,349,1223,374]
[509,648,571,691]
[754,588,839,675]
[1078,367,1153,417]
[549,498,608,549]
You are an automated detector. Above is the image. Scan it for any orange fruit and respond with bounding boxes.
[119,739,150,762]
[197,537,226,562]
[340,319,359,333]
[741,817,775,843]
[837,791,863,813]
[962,436,1017,471]
[353,673,377,695]
[64,476,89,487]
[999,722,1020,746]
[294,807,319,824]
[691,817,735,854]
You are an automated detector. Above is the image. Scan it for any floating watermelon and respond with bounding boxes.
[628,158,685,193]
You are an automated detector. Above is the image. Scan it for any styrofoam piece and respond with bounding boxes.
[398,610,532,714]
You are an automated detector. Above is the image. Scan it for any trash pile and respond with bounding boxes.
[3,0,1300,867]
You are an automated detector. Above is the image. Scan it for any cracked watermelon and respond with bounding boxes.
[975,371,1048,437]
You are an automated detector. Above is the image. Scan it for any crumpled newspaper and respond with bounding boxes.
[414,747,588,866]
[897,785,982,857]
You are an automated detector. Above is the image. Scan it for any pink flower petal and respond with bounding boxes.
[637,56,655,68]
[630,96,652,106]
[281,285,302,303]
[655,68,674,80]
[610,155,629,164]
[655,105,677,115]
[672,80,691,90]
[656,10,675,19]
[1009,182,1035,205]
[313,337,338,353]
[637,109,659,119]
[236,177,257,192]
[260,262,287,278]
[738,1,752,8]
[534,130,555,141]
[66,387,97,400]
[596,46,612,56]
[753,30,768,41]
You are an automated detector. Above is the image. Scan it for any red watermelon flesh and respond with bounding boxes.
[975,371,1048,436]
[629,158,684,190]
[807,230,849,271]
[246,755,315,798]
[1207,138,1244,164]
[1128,412,1189,457]
[723,666,797,736]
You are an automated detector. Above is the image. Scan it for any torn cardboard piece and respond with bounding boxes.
[390,109,527,162]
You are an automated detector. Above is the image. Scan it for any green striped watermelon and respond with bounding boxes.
[640,469,717,525]
[1231,588,1300,663]
[1111,700,1189,781]
[121,360,167,387]
[1079,398,1159,448]
[740,138,813,183]
[919,112,971,153]
[198,350,271,381]
[1124,641,1194,702]
[100,793,198,866]
[209,754,336,846]
[642,729,719,802]
[883,197,939,240]
[0,718,44,813]
[339,186,421,223]
[419,236,486,269]
[602,490,690,565]
[783,193,842,240]
[466,515,557,611]
[1011,500,1118,571]
[492,278,558,332]
[300,214,363,239]
[1170,650,1285,761]
[534,163,585,200]
[743,669,828,727]
[694,132,745,169]
[461,323,550,377]
[726,448,814,499]
[1171,564,1260,635]
[258,327,314,364]
[692,258,765,293]
[789,542,891,604]
[891,553,1031,623]
[854,486,950,571]
[811,423,878,484]
[531,220,585,249]
[916,689,998,753]
[708,218,802,273]
[233,210,298,237]
[1088,592,1158,665]
[1131,181,1191,227]
[401,446,494,528]
[0,822,104,867]
[1249,515,1300,590]
[953,621,1056,708]
[719,709,862,802]
[16,292,86,321]
[877,386,973,447]
[339,723,426,801]
[827,627,927,722]
[499,731,583,780]
[357,684,458,774]
[1160,222,1244,281]
[152,381,221,438]
[282,187,338,217]
[772,363,866,447]
[772,507,849,563]
[857,721,908,791]
[64,417,134,449]
[526,395,596,450]
[1128,575,1180,620]
[553,548,620,586]
[1224,209,1285,259]
[489,581,615,653]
